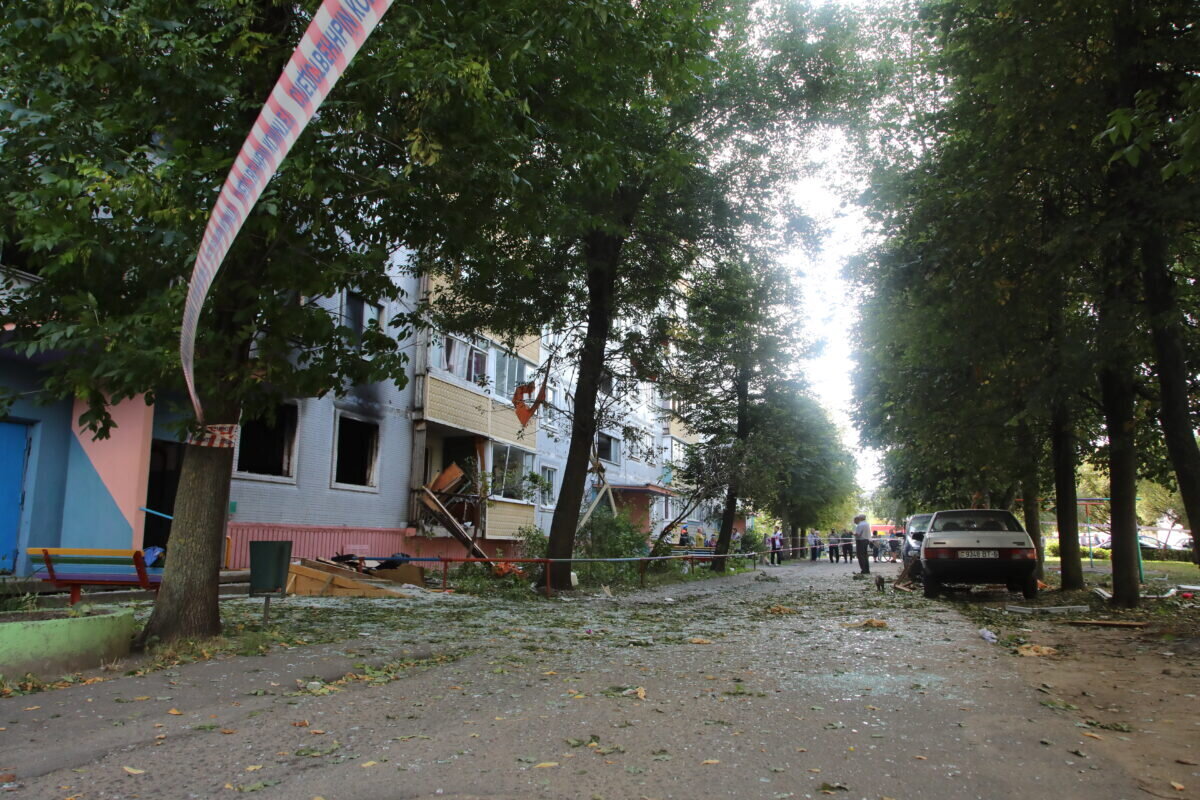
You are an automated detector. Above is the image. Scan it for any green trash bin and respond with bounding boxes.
[249,540,293,596]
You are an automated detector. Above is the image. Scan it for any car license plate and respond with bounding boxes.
[960,549,998,559]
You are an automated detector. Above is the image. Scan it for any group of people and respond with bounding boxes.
[762,516,902,575]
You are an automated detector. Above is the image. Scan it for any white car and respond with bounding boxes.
[915,509,1039,599]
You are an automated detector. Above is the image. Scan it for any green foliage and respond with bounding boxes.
[514,524,548,560]
[450,562,537,602]
[0,593,38,613]
[576,507,646,561]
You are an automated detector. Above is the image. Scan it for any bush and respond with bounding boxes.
[1046,541,1060,558]
[740,529,764,554]
[1141,547,1194,563]
[514,524,548,559]
[574,507,649,587]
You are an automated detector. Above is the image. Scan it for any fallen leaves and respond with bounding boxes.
[689,637,713,645]
[121,766,145,775]
[245,765,263,772]
[766,605,798,615]
[291,720,309,728]
[701,759,720,765]
[167,708,183,716]
[533,762,559,769]
[1170,782,1185,792]
[843,619,888,629]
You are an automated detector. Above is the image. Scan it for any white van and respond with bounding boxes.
[915,509,1039,599]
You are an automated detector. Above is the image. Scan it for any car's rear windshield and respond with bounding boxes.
[930,511,1024,533]
[906,514,932,534]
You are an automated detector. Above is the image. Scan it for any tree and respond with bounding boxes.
[396,0,861,588]
[0,0,572,639]
[664,254,798,571]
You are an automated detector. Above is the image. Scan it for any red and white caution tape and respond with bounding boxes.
[180,0,394,420]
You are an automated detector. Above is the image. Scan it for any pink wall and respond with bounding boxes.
[72,396,154,549]
[225,523,513,568]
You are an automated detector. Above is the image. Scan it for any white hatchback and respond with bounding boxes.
[915,509,1039,599]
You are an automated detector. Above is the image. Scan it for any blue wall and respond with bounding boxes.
[1,359,132,574]
[1,359,71,575]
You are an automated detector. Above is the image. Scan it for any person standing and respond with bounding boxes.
[769,526,783,565]
[841,531,854,563]
[827,529,839,562]
[853,514,872,574]
[808,529,822,561]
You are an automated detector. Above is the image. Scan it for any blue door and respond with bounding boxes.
[0,421,29,573]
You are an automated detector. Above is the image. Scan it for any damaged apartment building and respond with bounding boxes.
[1,258,719,577]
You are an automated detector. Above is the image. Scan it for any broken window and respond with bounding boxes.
[236,403,298,477]
[491,443,534,500]
[334,414,379,487]
[344,292,382,349]
[539,466,558,507]
[439,336,489,386]
[596,432,620,464]
[597,369,615,397]
[495,350,534,398]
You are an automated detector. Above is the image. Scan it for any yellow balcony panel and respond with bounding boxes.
[425,377,491,437]
[486,499,535,540]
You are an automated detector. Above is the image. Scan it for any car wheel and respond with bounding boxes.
[1022,573,1038,600]
[923,576,941,599]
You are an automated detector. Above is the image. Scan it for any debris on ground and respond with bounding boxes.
[1014,644,1058,657]
[1006,605,1089,615]
[978,628,998,643]
[765,605,797,615]
[843,619,889,629]
[287,559,411,598]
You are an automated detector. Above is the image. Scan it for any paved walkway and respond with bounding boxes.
[1,560,1141,799]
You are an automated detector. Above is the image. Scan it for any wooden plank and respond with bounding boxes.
[299,558,362,578]
[421,487,492,563]
[287,563,409,598]
[427,462,467,494]
[373,565,426,588]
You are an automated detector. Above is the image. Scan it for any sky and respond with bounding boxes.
[783,132,884,493]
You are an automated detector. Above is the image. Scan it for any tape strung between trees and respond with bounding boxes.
[179,0,394,422]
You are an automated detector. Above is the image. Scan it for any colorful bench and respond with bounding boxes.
[27,548,164,605]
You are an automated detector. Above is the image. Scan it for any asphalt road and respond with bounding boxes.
[0,560,1143,799]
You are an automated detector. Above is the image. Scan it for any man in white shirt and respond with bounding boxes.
[852,514,872,575]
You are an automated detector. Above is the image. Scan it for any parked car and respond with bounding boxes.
[915,509,1039,600]
[902,513,933,576]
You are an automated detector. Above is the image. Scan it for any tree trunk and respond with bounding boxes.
[1017,422,1044,580]
[712,363,750,573]
[139,420,236,643]
[1101,363,1140,608]
[544,226,623,590]
[1098,243,1141,608]
[1140,233,1200,566]
[1051,400,1083,590]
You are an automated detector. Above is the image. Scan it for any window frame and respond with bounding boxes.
[343,292,383,352]
[490,442,536,502]
[234,402,300,484]
[495,349,535,400]
[437,335,489,387]
[539,465,558,508]
[596,432,621,465]
[330,410,382,493]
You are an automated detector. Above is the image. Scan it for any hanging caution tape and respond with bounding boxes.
[180,0,395,421]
